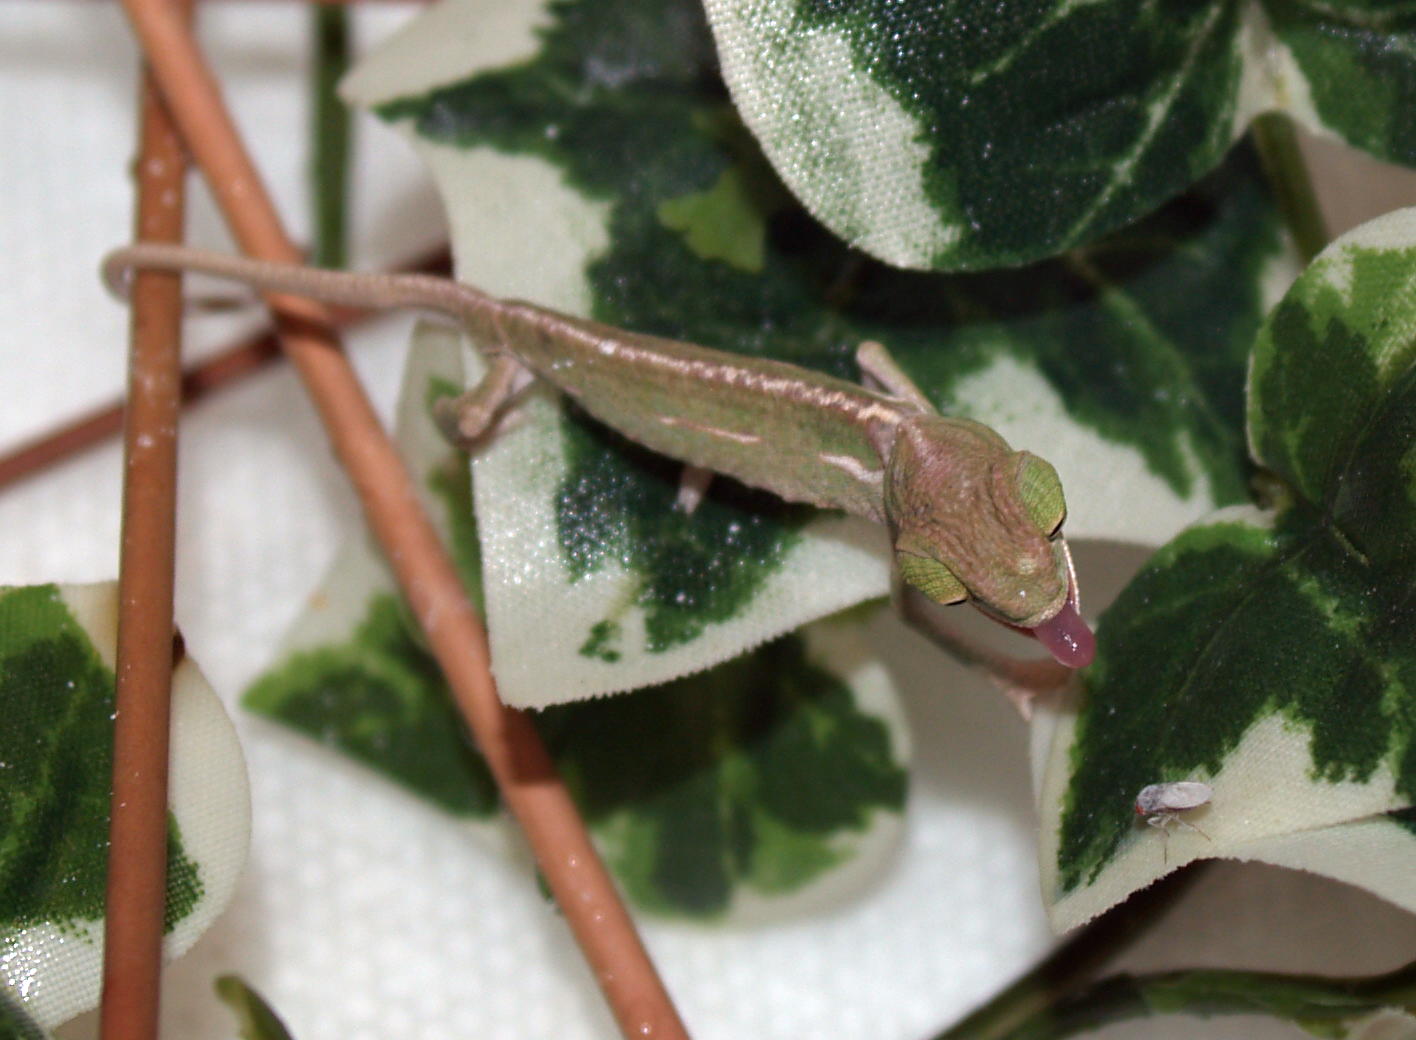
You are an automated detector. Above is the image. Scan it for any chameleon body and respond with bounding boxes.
[102,243,1095,668]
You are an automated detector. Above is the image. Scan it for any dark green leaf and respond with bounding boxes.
[248,597,906,915]
[707,0,1246,268]
[1249,235,1416,569]
[244,592,501,817]
[1056,510,1415,892]
[538,629,907,915]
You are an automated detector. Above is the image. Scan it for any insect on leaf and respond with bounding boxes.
[1037,208,1416,931]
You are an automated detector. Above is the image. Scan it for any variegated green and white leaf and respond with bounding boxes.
[346,0,1291,705]
[1037,209,1416,931]
[0,583,249,1030]
[1266,1,1416,169]
[244,325,910,921]
[704,0,1416,270]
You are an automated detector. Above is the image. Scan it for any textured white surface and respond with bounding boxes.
[7,5,1416,1040]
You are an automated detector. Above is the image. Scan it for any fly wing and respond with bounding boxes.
[1156,781,1213,810]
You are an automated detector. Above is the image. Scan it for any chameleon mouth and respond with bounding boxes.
[1029,539,1094,668]
[972,538,1095,669]
[1030,591,1094,668]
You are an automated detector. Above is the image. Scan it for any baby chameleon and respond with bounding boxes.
[102,243,1095,668]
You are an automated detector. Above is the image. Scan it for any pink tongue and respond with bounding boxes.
[1031,598,1095,668]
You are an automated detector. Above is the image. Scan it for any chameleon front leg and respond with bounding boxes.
[437,341,716,511]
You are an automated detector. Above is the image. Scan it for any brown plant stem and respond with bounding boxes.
[113,3,692,1037]
[99,16,191,1039]
[0,245,449,493]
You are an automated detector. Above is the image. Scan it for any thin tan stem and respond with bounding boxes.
[113,3,691,1036]
[99,16,191,1039]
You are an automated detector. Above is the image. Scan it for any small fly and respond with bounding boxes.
[1134,781,1212,860]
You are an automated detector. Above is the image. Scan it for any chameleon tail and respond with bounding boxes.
[101,242,505,345]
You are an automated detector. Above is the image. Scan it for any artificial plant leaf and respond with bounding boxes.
[244,324,909,920]
[1024,954,1416,1037]
[215,975,297,1040]
[1036,208,1416,931]
[345,0,1291,705]
[1224,808,1416,925]
[0,583,249,1030]
[1265,1,1416,170]
[536,615,908,918]
[705,0,1416,270]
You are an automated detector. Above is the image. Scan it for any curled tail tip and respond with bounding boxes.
[100,247,135,299]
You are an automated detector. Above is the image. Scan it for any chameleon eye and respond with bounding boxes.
[895,548,968,605]
[1014,453,1066,537]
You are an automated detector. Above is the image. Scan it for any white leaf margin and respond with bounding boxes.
[2,582,250,1031]
[429,144,888,708]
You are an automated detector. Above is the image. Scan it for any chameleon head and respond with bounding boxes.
[884,415,1095,668]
